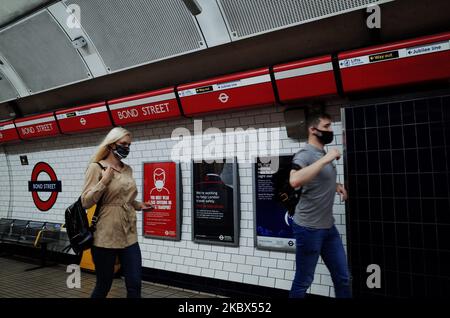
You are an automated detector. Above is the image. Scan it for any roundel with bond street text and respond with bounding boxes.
[28,162,62,211]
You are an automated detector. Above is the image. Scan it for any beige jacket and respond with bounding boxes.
[81,162,141,248]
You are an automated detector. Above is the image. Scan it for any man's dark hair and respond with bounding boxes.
[306,111,332,129]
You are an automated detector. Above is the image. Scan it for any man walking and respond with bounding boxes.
[289,111,351,298]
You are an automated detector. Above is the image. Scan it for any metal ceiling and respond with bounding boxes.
[0,0,53,27]
[0,0,449,119]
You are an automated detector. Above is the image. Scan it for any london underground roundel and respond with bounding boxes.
[28,162,62,211]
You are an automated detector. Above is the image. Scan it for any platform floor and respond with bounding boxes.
[0,256,218,298]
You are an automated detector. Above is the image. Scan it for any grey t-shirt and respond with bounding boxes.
[292,143,337,229]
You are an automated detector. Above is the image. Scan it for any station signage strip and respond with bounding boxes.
[178,74,272,98]
[15,116,56,127]
[274,62,333,80]
[56,105,108,119]
[0,123,15,130]
[109,92,176,110]
[339,40,450,69]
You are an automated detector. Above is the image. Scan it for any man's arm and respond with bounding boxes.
[289,159,326,188]
[289,148,341,188]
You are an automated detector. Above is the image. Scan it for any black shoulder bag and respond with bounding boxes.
[64,162,106,255]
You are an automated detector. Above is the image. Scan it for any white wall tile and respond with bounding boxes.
[229,272,244,283]
[243,274,259,286]
[259,277,275,288]
[268,268,285,279]
[275,278,292,290]
[310,284,330,297]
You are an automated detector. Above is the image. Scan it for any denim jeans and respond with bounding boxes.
[289,222,351,298]
[91,242,142,298]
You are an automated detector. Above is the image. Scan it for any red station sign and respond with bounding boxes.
[274,55,337,103]
[0,120,20,144]
[14,112,60,140]
[55,102,112,134]
[108,87,181,126]
[177,68,275,116]
[339,32,450,93]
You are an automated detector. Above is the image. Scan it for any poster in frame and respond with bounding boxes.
[253,155,296,252]
[191,157,240,247]
[142,161,181,241]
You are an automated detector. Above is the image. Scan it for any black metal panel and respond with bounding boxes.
[344,92,450,298]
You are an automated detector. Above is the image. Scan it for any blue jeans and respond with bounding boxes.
[290,223,351,298]
[91,242,142,298]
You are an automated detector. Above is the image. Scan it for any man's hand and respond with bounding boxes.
[322,148,341,164]
[336,183,348,201]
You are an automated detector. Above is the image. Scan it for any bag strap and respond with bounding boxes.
[62,244,73,253]
[91,162,106,227]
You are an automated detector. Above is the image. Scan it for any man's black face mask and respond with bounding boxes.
[313,128,334,145]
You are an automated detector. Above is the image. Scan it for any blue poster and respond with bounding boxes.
[254,155,295,252]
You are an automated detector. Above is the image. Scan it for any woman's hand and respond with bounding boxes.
[101,166,114,185]
[140,201,154,211]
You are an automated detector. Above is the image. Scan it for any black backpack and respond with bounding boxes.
[273,163,302,217]
[64,162,105,255]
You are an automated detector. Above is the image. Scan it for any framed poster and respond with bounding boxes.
[253,155,295,252]
[192,158,239,246]
[143,161,181,240]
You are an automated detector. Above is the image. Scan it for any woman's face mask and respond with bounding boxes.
[112,144,130,159]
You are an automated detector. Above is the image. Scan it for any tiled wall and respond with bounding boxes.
[0,105,346,297]
[345,94,450,297]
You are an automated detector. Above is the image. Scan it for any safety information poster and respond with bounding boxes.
[143,161,181,240]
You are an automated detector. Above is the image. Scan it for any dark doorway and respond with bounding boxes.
[344,92,450,298]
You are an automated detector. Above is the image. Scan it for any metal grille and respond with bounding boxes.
[345,93,450,297]
[64,0,205,72]
[0,71,18,103]
[0,11,90,94]
[218,0,391,39]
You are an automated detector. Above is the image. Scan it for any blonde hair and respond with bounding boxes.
[90,127,131,163]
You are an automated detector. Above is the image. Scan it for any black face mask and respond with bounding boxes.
[314,128,334,145]
[111,144,130,159]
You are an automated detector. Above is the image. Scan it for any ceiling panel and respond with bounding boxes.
[218,0,393,40]
[0,0,53,26]
[0,10,91,94]
[63,0,206,72]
